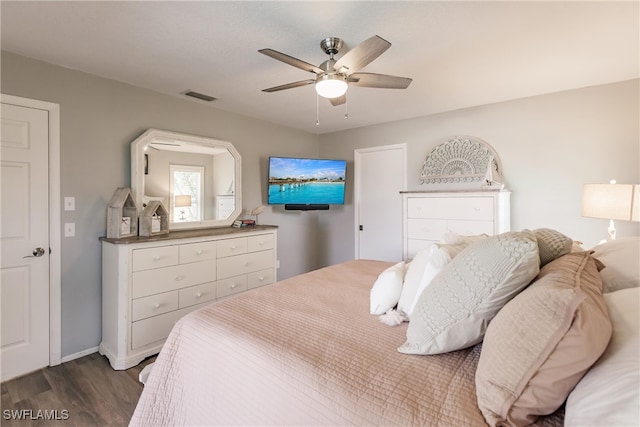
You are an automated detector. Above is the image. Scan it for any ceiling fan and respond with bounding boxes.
[259,35,412,106]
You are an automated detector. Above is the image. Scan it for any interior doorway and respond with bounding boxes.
[0,94,61,381]
[354,144,406,261]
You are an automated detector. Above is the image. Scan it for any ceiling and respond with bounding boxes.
[2,1,638,135]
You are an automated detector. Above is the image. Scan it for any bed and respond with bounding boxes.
[130,233,639,427]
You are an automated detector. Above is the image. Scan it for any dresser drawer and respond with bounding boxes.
[217,249,274,280]
[179,241,216,264]
[132,246,179,271]
[179,281,217,308]
[407,197,494,221]
[217,275,248,298]
[248,268,274,289]
[132,260,215,299]
[130,304,209,350]
[407,218,448,240]
[131,291,179,322]
[248,234,274,253]
[131,308,184,350]
[217,237,248,258]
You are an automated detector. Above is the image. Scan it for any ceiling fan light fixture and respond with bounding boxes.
[315,74,348,99]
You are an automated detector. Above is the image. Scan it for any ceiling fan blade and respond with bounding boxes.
[329,95,346,106]
[262,79,316,93]
[259,48,324,75]
[348,72,412,89]
[333,35,391,74]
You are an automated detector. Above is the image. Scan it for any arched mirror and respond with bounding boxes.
[131,129,242,230]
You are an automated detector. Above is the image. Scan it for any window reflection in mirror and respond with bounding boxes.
[170,165,203,223]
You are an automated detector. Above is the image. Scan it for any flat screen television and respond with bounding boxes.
[268,156,347,208]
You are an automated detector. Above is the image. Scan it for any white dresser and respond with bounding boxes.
[402,191,510,260]
[100,225,277,370]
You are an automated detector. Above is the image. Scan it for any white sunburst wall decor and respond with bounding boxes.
[419,136,505,191]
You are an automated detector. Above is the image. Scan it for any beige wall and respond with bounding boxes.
[1,51,321,357]
[318,79,640,266]
[3,49,638,359]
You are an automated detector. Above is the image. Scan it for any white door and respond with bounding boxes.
[1,102,51,381]
[354,144,406,261]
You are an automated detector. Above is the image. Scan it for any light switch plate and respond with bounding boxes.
[64,197,75,211]
[64,223,75,237]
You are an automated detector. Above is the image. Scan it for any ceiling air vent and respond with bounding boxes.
[183,90,217,102]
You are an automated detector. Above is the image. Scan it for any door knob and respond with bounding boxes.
[24,247,46,258]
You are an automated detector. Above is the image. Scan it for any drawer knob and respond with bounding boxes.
[154,303,161,309]
[175,274,185,281]
[230,245,237,250]
[475,207,481,211]
[153,256,161,262]
[195,292,202,299]
[259,276,265,282]
[244,262,250,267]
[259,241,264,245]
[230,283,237,289]
[196,250,203,256]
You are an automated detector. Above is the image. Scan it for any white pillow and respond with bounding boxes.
[565,287,640,426]
[399,237,491,319]
[406,261,443,317]
[369,261,406,315]
[399,231,540,355]
[406,240,478,316]
[396,246,435,316]
[590,237,640,293]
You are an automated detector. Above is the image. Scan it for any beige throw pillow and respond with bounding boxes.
[398,230,540,355]
[475,251,612,427]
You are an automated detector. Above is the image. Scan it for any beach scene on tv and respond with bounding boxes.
[268,157,346,205]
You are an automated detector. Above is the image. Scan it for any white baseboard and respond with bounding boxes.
[60,346,100,363]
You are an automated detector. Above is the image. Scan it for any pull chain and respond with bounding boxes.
[345,97,348,119]
[316,93,320,126]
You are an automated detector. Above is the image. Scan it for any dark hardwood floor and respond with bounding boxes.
[1,353,156,427]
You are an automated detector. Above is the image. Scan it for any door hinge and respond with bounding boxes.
[359,225,363,231]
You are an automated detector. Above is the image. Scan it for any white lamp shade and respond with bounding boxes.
[582,184,638,221]
[175,195,192,208]
[315,75,348,98]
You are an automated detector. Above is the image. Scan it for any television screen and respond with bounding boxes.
[268,157,347,205]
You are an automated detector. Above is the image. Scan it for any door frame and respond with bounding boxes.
[1,93,61,366]
[353,143,407,259]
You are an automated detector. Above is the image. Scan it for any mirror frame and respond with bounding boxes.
[131,128,242,230]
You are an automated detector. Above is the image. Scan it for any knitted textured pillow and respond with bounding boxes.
[533,228,573,267]
[399,230,540,355]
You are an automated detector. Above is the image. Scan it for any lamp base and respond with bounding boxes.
[607,219,617,240]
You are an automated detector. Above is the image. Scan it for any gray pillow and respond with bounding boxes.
[533,228,573,267]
